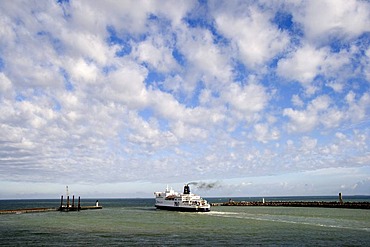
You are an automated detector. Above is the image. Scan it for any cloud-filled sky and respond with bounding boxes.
[0,0,369,199]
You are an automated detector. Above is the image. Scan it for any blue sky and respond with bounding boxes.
[0,0,369,199]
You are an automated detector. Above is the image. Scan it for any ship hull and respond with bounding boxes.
[155,205,210,212]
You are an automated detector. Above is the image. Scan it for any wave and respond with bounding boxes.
[205,210,370,232]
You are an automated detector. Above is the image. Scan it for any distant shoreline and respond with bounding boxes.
[1,196,370,213]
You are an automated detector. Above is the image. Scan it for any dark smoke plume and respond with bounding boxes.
[188,181,221,190]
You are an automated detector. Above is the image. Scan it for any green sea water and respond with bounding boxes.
[1,198,369,246]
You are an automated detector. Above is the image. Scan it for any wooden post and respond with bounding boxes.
[67,196,70,211]
[78,196,81,211]
[72,195,75,208]
[60,195,63,210]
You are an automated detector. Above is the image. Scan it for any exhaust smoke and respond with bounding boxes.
[188,181,221,190]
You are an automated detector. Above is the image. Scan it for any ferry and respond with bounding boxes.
[154,184,211,212]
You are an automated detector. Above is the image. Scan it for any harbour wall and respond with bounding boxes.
[211,201,370,209]
[0,206,102,214]
[0,195,102,214]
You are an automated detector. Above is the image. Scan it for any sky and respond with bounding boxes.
[0,0,369,199]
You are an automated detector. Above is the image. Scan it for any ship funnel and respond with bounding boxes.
[183,184,190,194]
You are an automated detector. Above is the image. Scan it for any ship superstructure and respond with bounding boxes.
[154,184,210,212]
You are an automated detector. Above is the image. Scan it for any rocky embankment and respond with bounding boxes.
[211,201,370,209]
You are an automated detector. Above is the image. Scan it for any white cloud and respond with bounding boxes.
[254,123,280,143]
[277,44,326,85]
[0,0,369,198]
[161,75,185,96]
[102,62,149,109]
[308,95,331,112]
[154,0,196,27]
[70,0,151,34]
[291,94,304,107]
[214,4,289,68]
[300,136,317,153]
[0,14,16,47]
[171,121,207,141]
[283,95,334,132]
[326,81,344,93]
[125,111,177,149]
[149,90,187,121]
[364,48,370,82]
[222,82,268,119]
[345,91,370,123]
[0,73,12,94]
[176,26,233,91]
[132,37,178,73]
[349,178,370,195]
[283,108,317,133]
[64,32,115,65]
[277,44,351,96]
[320,108,344,129]
[294,0,370,43]
[68,58,99,83]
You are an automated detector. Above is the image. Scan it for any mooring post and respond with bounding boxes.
[78,196,81,211]
[72,195,75,208]
[67,196,70,211]
[60,195,63,210]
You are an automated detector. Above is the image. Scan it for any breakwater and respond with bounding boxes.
[0,208,57,214]
[211,201,370,209]
[0,206,102,214]
[0,196,102,214]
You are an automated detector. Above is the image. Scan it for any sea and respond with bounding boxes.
[1,196,370,246]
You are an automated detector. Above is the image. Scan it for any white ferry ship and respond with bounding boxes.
[154,184,211,212]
